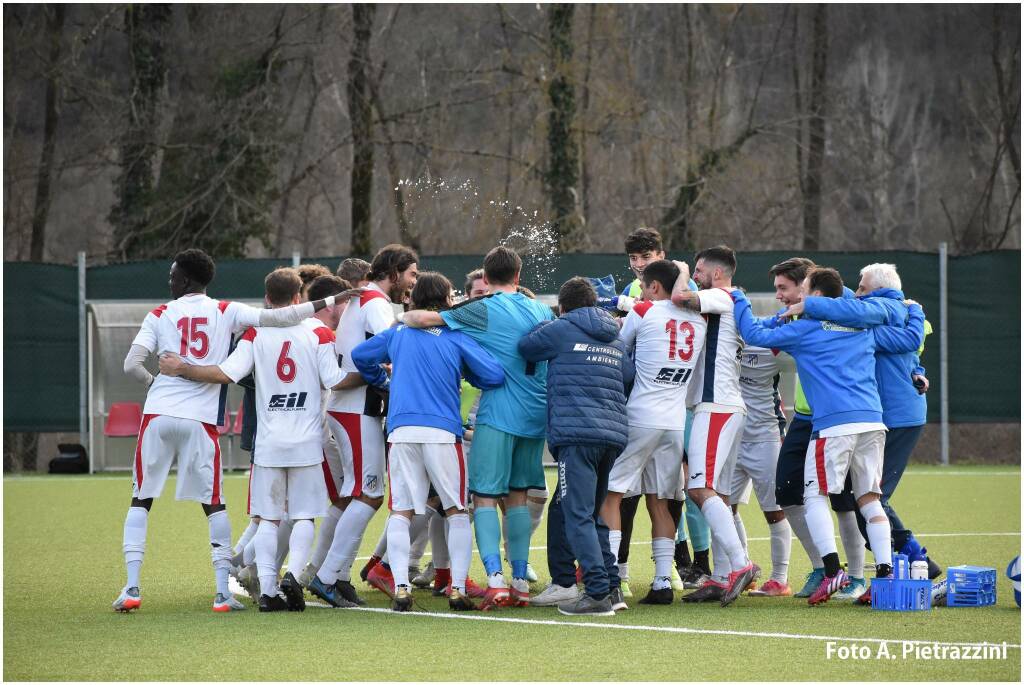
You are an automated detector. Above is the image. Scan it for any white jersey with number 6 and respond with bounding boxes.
[619,299,707,430]
[219,319,345,467]
[131,294,268,425]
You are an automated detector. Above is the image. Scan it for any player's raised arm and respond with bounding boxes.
[802,295,891,328]
[517,319,560,363]
[731,289,805,352]
[226,289,360,331]
[872,302,926,354]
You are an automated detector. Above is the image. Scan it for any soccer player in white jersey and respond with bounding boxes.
[731,345,793,597]
[309,244,419,607]
[160,267,357,611]
[114,250,348,613]
[670,246,759,606]
[599,260,707,605]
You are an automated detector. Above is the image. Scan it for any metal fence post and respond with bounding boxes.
[939,242,949,466]
[78,251,90,472]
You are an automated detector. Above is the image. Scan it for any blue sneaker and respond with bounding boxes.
[307,576,357,608]
[794,568,825,598]
[834,576,867,601]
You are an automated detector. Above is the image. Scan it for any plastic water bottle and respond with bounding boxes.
[911,560,929,580]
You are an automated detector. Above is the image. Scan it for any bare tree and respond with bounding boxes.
[28,4,65,261]
[802,4,828,250]
[347,4,376,255]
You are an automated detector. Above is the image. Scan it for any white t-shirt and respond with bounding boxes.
[219,319,345,467]
[739,345,786,443]
[132,294,266,425]
[327,282,396,416]
[619,299,707,430]
[690,288,746,414]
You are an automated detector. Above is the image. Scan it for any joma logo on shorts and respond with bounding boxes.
[268,392,308,411]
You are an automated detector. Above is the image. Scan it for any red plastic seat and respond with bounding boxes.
[231,403,245,435]
[104,402,143,437]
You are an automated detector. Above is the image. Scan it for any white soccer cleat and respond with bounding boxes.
[297,562,318,588]
[113,586,141,613]
[235,565,261,603]
[525,563,539,583]
[529,583,580,606]
[213,592,247,612]
[412,562,436,588]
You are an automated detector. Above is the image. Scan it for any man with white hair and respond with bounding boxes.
[787,262,939,599]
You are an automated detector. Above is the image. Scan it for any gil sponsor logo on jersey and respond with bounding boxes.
[653,367,693,386]
[268,392,308,411]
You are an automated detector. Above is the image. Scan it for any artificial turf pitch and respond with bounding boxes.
[3,464,1020,681]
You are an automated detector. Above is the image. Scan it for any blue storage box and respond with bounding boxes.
[946,565,997,607]
[871,576,932,611]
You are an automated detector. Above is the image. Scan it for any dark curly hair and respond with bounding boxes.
[173,249,216,287]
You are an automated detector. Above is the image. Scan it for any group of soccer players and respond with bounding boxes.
[114,226,935,616]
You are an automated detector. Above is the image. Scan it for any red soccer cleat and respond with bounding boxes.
[479,586,511,611]
[367,563,396,598]
[359,555,382,583]
[808,569,850,606]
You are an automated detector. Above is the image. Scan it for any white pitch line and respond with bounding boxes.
[301,604,1020,650]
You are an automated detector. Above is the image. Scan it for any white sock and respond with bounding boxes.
[783,505,822,568]
[860,500,893,568]
[287,520,315,577]
[837,510,865,578]
[608,529,623,577]
[700,496,748,571]
[309,505,343,571]
[803,495,838,559]
[447,513,472,592]
[711,534,731,583]
[254,520,279,597]
[243,536,257,567]
[274,519,294,574]
[428,508,450,569]
[208,509,232,597]
[733,511,749,555]
[372,527,388,559]
[768,518,792,583]
[528,497,546,537]
[408,513,429,568]
[386,515,412,588]
[123,507,148,589]
[652,537,674,590]
[233,518,259,556]
[318,500,376,584]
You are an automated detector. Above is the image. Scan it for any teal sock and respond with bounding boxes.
[474,507,503,576]
[685,498,711,552]
[506,505,532,579]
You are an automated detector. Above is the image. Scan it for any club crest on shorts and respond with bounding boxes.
[364,474,378,491]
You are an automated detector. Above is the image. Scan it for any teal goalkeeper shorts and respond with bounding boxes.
[468,424,546,498]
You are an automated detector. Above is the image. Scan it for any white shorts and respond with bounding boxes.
[804,430,885,500]
[132,414,225,505]
[321,426,345,502]
[249,463,327,520]
[687,410,745,495]
[608,426,686,500]
[386,441,468,514]
[730,440,781,511]
[326,411,386,499]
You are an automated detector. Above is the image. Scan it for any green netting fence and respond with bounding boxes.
[3,250,1019,431]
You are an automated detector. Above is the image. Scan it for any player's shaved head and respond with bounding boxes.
[265,267,303,306]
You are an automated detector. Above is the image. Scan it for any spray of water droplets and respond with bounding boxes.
[396,176,560,293]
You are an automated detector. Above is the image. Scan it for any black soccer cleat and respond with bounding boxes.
[448,589,479,611]
[391,586,414,612]
[638,586,674,605]
[280,572,306,612]
[258,592,290,612]
[681,580,726,603]
[335,579,366,606]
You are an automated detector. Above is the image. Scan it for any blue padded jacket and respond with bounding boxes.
[518,307,635,451]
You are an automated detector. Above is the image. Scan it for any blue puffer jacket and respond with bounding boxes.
[518,307,634,451]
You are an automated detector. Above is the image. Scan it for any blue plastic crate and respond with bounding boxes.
[946,565,997,607]
[871,577,932,611]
